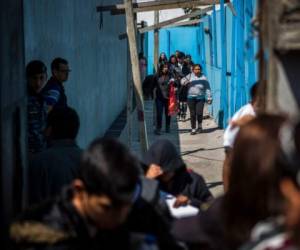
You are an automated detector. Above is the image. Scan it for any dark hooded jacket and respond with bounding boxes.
[143,139,213,209]
[10,179,184,250]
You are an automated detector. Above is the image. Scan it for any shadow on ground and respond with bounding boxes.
[178,126,220,134]
[181,146,224,156]
[201,127,220,133]
[206,181,223,189]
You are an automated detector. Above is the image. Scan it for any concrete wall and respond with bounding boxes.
[23,0,128,148]
[0,0,27,246]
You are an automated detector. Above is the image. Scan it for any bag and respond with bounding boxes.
[168,80,178,116]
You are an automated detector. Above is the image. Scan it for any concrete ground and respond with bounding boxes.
[120,100,225,197]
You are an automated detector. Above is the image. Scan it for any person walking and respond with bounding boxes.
[157,52,168,70]
[153,64,172,135]
[177,55,193,121]
[181,64,212,135]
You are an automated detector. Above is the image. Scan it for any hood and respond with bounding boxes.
[143,139,185,172]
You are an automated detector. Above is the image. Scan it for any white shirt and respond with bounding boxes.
[223,103,256,148]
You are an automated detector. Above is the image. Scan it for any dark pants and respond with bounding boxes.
[155,98,171,130]
[187,99,205,129]
[178,102,187,118]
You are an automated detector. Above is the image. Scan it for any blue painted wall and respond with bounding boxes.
[23,0,128,148]
[199,1,258,128]
[146,27,201,75]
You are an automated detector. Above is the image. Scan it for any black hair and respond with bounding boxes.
[47,107,80,140]
[250,82,259,100]
[26,60,47,78]
[159,52,168,64]
[138,52,144,60]
[192,64,202,71]
[79,137,140,204]
[168,54,177,64]
[158,62,169,77]
[178,52,185,59]
[51,57,68,71]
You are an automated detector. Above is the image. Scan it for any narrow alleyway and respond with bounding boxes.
[121,100,224,197]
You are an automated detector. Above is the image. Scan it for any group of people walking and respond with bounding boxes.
[151,51,212,135]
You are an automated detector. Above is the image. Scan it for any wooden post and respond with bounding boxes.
[126,40,132,147]
[124,0,148,153]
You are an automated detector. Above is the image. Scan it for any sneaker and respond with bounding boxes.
[197,124,203,133]
[196,127,202,133]
[190,129,196,135]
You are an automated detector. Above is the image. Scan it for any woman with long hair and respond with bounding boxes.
[240,119,300,250]
[153,63,172,135]
[157,52,168,71]
[173,114,296,250]
[222,114,287,249]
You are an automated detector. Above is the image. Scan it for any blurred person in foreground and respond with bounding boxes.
[241,118,300,250]
[11,138,184,250]
[222,82,260,191]
[172,114,292,250]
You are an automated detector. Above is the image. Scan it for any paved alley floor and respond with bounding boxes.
[121,100,225,197]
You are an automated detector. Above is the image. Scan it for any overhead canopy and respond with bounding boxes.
[97,0,229,14]
[138,5,213,33]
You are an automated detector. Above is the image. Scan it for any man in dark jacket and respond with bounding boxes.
[143,139,213,209]
[28,107,82,205]
[11,138,184,250]
[26,60,48,154]
[42,57,70,112]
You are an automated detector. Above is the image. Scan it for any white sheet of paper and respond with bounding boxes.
[165,196,199,218]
